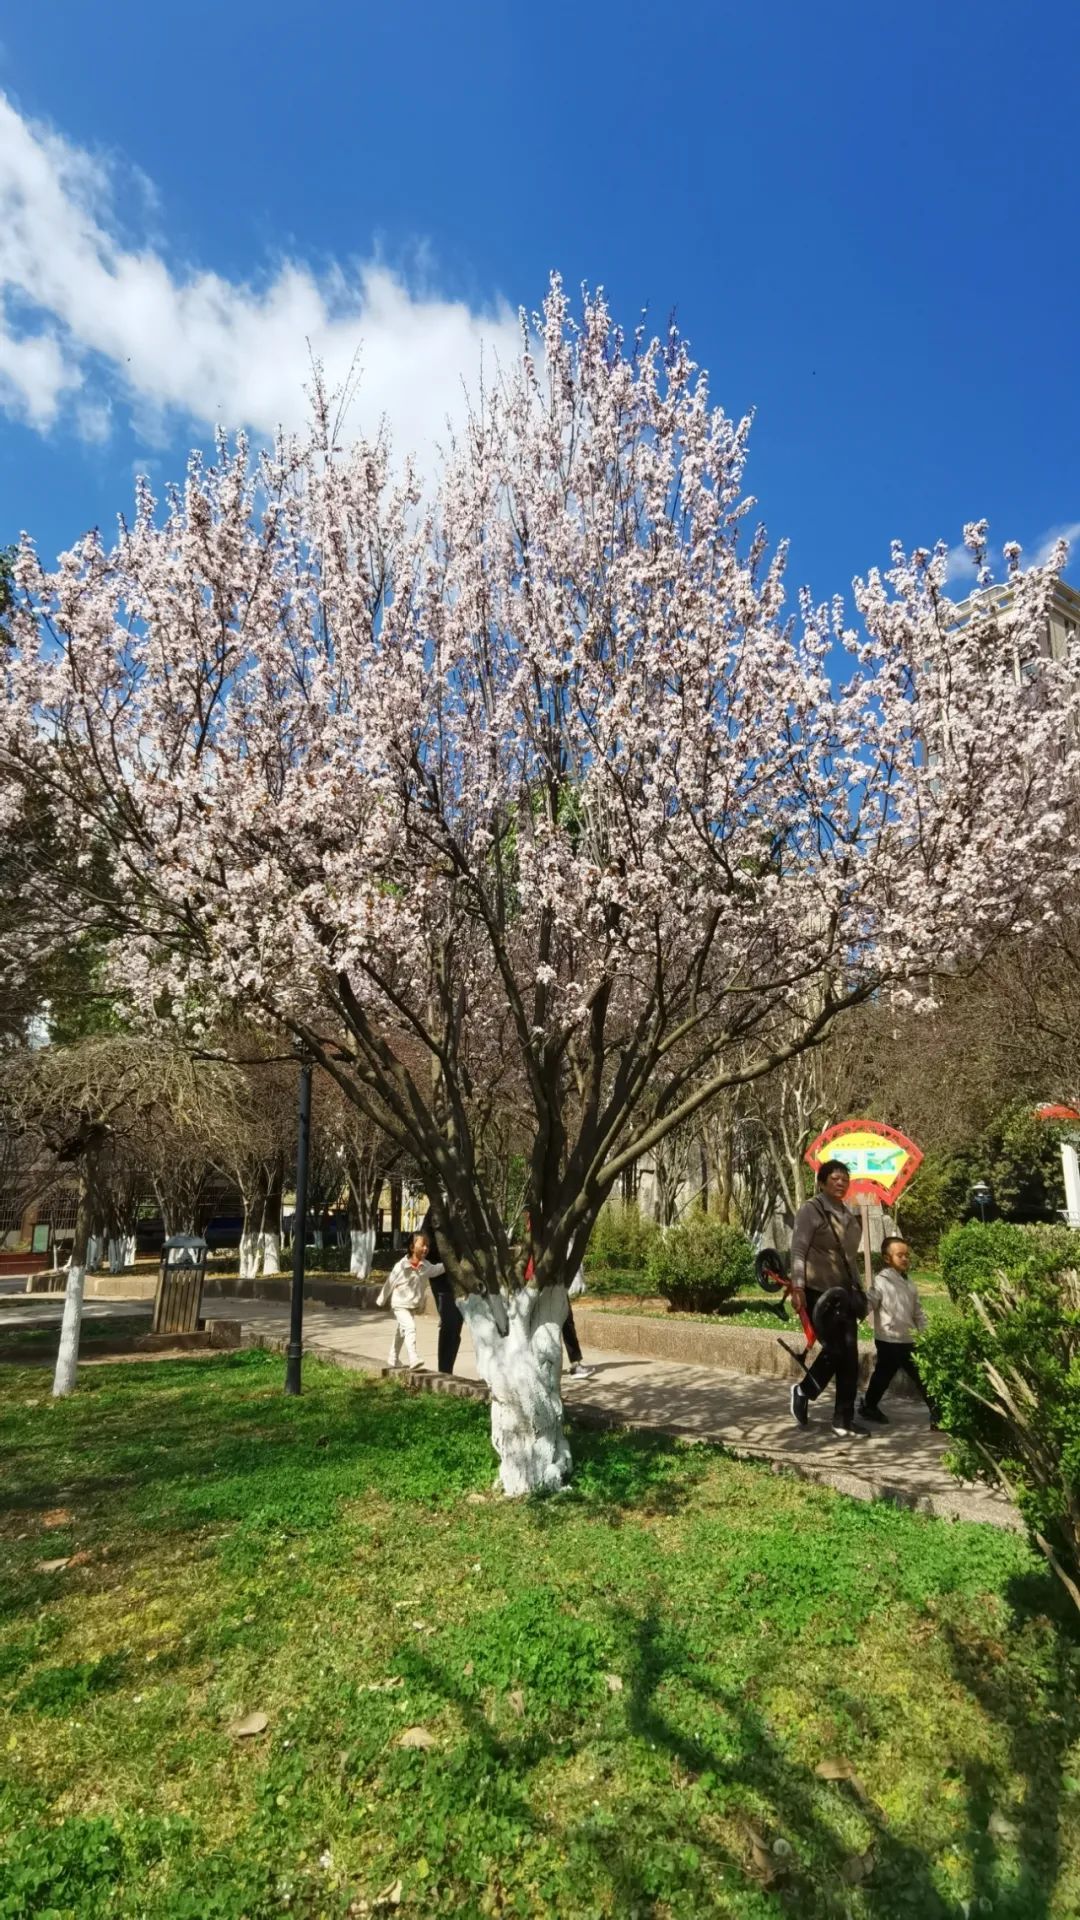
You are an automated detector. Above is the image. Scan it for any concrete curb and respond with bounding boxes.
[575,1307,923,1399]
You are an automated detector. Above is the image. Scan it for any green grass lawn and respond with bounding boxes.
[1,1353,1077,1919]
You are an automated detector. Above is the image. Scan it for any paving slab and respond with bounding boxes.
[5,1288,1017,1530]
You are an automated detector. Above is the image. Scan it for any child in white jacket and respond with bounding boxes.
[857,1236,934,1425]
[376,1232,445,1371]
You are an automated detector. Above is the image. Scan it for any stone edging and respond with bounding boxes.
[573,1307,922,1398]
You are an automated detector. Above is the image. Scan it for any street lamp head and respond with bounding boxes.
[970,1178,993,1224]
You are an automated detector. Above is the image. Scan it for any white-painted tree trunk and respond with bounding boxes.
[261,1229,282,1275]
[106,1235,135,1274]
[350,1226,376,1279]
[313,1227,325,1251]
[52,1264,87,1399]
[459,1286,571,1497]
[86,1235,102,1272]
[239,1229,260,1279]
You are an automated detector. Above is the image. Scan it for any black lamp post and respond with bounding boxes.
[971,1179,992,1225]
[285,1058,312,1395]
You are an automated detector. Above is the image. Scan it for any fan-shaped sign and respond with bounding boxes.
[804,1119,923,1205]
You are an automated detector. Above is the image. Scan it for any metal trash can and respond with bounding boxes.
[153,1235,209,1335]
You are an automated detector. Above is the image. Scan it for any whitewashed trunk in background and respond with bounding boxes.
[261,1229,282,1275]
[86,1235,102,1272]
[1062,1142,1080,1228]
[459,1286,571,1497]
[239,1229,260,1279]
[350,1227,376,1279]
[52,1264,87,1399]
[107,1238,124,1274]
[313,1227,324,1250]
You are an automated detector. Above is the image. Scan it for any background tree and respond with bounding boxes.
[2,283,1076,1490]
[0,1038,235,1395]
[310,1069,401,1278]
[195,1041,294,1276]
[849,940,1080,1251]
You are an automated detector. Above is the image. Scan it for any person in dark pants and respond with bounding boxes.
[808,1284,864,1432]
[419,1207,464,1376]
[560,1285,592,1379]
[858,1236,936,1425]
[522,1210,593,1378]
[788,1159,869,1439]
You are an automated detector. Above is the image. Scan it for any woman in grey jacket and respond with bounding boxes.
[788,1159,868,1438]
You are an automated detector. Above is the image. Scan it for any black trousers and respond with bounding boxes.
[800,1288,859,1428]
[863,1340,931,1413]
[563,1306,583,1366]
[430,1282,463,1375]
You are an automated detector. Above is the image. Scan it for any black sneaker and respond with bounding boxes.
[858,1400,888,1425]
[790,1383,809,1427]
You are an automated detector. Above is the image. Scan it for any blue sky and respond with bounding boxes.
[1,0,1076,607]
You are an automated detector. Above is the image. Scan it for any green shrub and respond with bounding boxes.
[939,1219,1080,1304]
[645,1213,755,1313]
[894,1155,968,1262]
[581,1266,658,1299]
[919,1260,1080,1616]
[586,1202,660,1273]
[979,1101,1069,1221]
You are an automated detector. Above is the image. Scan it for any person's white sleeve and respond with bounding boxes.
[378,1258,405,1305]
[426,1262,446,1280]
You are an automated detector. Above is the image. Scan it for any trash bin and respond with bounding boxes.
[153,1235,209,1334]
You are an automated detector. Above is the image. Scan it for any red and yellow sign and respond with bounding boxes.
[805,1118,923,1205]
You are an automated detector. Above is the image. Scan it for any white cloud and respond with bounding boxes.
[945,520,1080,587]
[944,541,978,587]
[0,93,522,458]
[1032,521,1080,568]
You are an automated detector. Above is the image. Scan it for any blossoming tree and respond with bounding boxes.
[3,280,1077,1489]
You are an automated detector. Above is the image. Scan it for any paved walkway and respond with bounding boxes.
[1,1287,1016,1529]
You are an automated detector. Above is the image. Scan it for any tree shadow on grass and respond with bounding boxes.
[552,1419,714,1523]
[11,1649,131,1717]
[391,1585,1079,1919]
[388,1610,934,1917]
[607,1602,965,1919]
[939,1569,1080,1920]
